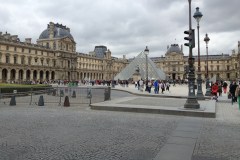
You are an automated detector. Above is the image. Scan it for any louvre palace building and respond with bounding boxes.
[0,22,128,83]
[0,22,239,83]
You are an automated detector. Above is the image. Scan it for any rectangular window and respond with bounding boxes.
[6,56,9,63]
[227,73,230,79]
[41,59,43,66]
[227,65,230,70]
[35,59,37,63]
[29,49,31,53]
[14,57,17,64]
[28,58,31,65]
[68,61,70,68]
[22,48,24,53]
[21,57,24,64]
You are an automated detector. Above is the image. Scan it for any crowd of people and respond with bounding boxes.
[210,80,240,108]
[133,79,171,94]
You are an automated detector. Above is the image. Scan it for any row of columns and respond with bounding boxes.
[77,72,104,80]
[0,68,55,82]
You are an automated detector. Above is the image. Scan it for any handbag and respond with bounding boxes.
[228,93,232,99]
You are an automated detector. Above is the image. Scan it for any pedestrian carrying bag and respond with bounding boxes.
[228,93,232,99]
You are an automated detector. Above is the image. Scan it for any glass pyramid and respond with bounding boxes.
[114,51,166,80]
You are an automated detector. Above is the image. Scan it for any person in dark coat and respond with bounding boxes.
[230,81,238,104]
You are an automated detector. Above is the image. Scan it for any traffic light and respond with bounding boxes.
[184,29,195,48]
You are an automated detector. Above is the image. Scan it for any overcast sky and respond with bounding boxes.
[1,0,239,58]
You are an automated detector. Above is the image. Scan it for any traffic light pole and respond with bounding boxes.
[184,0,200,109]
[196,21,204,100]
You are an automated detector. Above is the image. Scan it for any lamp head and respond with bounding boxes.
[193,7,203,23]
[204,33,210,44]
[144,46,149,55]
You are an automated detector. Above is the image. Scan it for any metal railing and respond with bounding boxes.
[0,86,111,107]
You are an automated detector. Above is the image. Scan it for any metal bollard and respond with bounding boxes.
[38,95,44,106]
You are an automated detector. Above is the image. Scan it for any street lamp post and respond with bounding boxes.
[204,33,211,96]
[238,41,240,80]
[144,46,149,91]
[184,0,200,109]
[193,7,204,100]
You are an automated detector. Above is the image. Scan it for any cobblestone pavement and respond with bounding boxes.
[192,102,240,160]
[0,105,180,160]
[1,84,240,160]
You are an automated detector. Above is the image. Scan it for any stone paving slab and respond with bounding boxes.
[90,96,216,118]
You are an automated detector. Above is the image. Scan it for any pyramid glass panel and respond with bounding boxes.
[114,51,166,80]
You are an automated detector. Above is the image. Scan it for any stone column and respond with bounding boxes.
[36,70,40,81]
[43,71,46,81]
[30,70,34,80]
[15,69,19,83]
[23,70,26,81]
[0,69,2,83]
[49,72,52,80]
[7,69,11,82]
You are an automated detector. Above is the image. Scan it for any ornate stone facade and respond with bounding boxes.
[0,22,128,83]
[0,22,239,83]
[152,44,240,81]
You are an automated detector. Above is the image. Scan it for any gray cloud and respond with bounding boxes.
[1,0,239,58]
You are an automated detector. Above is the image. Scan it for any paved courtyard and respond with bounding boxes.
[0,84,240,160]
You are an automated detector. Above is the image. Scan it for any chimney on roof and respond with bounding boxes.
[238,41,240,53]
[49,22,54,39]
[181,44,183,52]
[25,38,31,44]
[123,55,126,59]
[11,35,18,41]
[167,45,169,49]
[3,32,10,40]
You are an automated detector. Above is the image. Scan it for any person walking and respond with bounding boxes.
[222,81,228,94]
[166,81,170,92]
[230,81,238,105]
[147,81,152,93]
[153,80,159,94]
[211,82,219,101]
[235,82,240,109]
[139,79,143,92]
[135,81,137,88]
[137,80,140,90]
[218,83,223,96]
[160,81,165,94]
